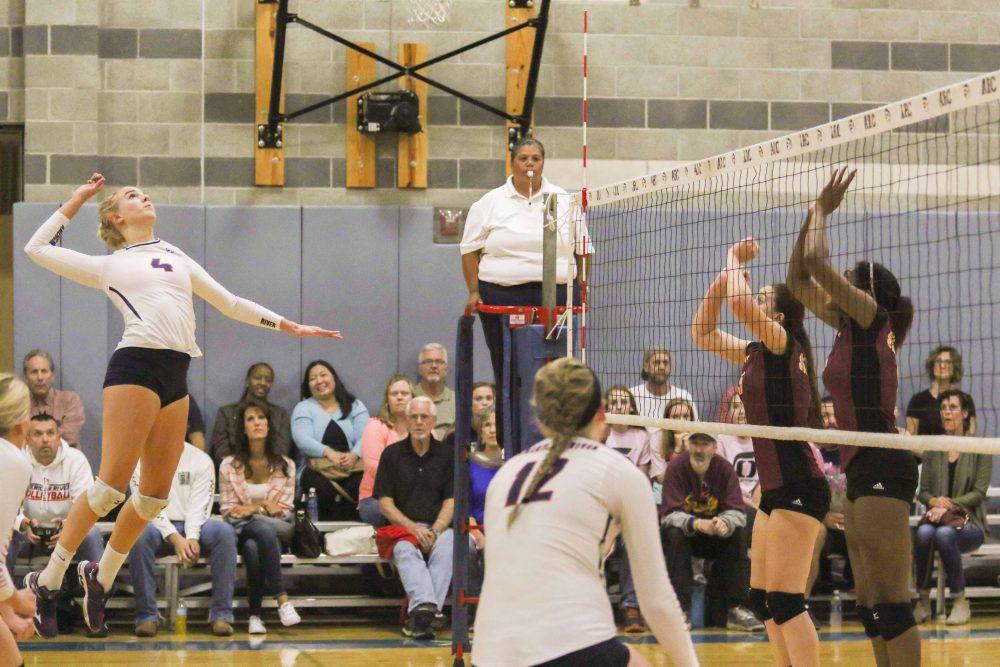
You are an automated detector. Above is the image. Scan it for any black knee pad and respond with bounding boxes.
[766,591,806,625]
[856,605,880,638]
[748,588,771,621]
[873,603,916,641]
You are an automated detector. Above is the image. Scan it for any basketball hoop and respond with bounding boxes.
[408,0,453,25]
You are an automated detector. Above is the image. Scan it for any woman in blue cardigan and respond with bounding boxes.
[292,361,370,520]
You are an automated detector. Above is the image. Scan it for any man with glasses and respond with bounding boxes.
[413,343,456,439]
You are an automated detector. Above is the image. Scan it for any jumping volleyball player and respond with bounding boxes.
[790,168,918,667]
[23,174,341,637]
[473,358,698,667]
[692,239,829,667]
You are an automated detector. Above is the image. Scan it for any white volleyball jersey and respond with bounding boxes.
[473,437,698,667]
[25,211,283,357]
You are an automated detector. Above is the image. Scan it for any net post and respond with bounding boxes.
[541,193,558,329]
[450,314,475,665]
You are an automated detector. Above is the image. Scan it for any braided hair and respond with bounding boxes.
[507,358,602,528]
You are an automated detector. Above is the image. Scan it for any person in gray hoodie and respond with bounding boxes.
[7,414,103,614]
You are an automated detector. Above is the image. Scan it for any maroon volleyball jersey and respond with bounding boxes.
[822,309,898,469]
[737,339,823,491]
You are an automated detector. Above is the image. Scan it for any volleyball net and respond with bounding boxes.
[577,70,1000,455]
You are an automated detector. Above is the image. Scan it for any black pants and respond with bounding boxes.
[299,468,362,521]
[663,525,749,627]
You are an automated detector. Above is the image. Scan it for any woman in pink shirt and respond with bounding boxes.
[357,375,413,526]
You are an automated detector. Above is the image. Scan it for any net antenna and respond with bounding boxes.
[408,0,454,26]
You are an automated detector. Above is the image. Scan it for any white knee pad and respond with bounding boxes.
[131,491,169,521]
[87,478,126,517]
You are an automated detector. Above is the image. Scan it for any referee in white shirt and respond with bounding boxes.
[460,138,593,395]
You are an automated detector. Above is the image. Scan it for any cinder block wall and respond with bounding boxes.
[1,0,998,205]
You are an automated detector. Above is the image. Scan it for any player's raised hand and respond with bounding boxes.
[280,320,343,340]
[73,173,105,201]
[815,166,856,215]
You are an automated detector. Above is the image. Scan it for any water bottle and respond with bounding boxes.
[174,599,187,634]
[830,589,842,630]
[307,487,319,523]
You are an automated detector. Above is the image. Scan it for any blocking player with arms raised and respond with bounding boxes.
[473,358,698,667]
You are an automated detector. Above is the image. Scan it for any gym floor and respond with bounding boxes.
[17,615,1000,665]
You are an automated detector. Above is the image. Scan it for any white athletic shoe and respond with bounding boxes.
[278,601,301,627]
[248,615,267,634]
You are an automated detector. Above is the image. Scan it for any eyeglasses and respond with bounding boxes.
[419,359,447,366]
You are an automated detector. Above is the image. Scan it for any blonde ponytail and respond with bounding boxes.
[0,373,30,437]
[507,358,600,527]
[98,189,127,250]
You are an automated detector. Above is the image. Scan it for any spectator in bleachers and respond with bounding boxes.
[906,345,977,436]
[470,382,496,445]
[373,397,454,639]
[715,391,759,510]
[220,400,300,634]
[470,406,501,529]
[605,385,662,480]
[186,394,207,452]
[630,346,698,422]
[661,433,762,632]
[22,350,85,449]
[129,442,236,637]
[603,385,659,634]
[658,397,696,466]
[913,389,991,626]
[818,395,841,466]
[358,375,414,527]
[7,413,101,635]
[211,362,292,467]
[413,344,456,440]
[292,361,369,521]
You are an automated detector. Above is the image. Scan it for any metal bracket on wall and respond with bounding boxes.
[257,0,552,185]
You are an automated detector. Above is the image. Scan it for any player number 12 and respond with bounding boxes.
[504,459,568,507]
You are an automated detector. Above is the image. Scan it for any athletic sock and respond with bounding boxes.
[37,543,75,590]
[97,545,128,591]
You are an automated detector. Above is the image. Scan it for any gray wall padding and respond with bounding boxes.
[13,204,493,467]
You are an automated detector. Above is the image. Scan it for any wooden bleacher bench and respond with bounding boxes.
[90,520,399,622]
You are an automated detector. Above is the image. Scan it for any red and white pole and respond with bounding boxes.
[579,9,589,364]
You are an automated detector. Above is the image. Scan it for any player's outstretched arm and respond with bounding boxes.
[691,268,747,366]
[24,173,108,289]
[613,464,700,667]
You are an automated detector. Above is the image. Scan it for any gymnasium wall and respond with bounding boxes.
[12,202,493,468]
[0,1,998,205]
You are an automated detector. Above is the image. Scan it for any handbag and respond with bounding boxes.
[309,456,365,481]
[325,525,377,557]
[291,510,325,558]
[919,505,970,530]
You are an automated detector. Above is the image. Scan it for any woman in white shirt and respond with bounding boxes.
[23,174,339,638]
[460,139,592,389]
[0,374,39,665]
[475,358,698,667]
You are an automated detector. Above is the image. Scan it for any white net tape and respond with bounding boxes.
[605,414,1000,456]
[409,0,453,25]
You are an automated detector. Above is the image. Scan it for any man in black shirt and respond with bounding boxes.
[374,396,454,639]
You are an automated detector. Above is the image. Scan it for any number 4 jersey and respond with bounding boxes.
[25,211,283,357]
[473,437,697,667]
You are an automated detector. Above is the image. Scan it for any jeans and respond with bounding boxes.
[128,520,236,625]
[617,538,637,610]
[393,526,454,613]
[663,525,749,628]
[914,521,985,594]
[358,497,387,528]
[235,516,287,616]
[6,525,103,589]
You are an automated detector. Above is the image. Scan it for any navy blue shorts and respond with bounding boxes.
[532,638,630,666]
[103,347,191,407]
[845,449,919,503]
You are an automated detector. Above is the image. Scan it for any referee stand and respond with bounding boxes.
[451,192,580,664]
